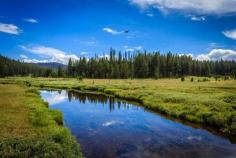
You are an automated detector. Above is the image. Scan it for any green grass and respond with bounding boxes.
[1,76,236,136]
[0,84,82,158]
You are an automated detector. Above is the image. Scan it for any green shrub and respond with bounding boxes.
[213,75,220,81]
[50,110,63,125]
[190,77,194,82]
[224,76,230,80]
[202,78,210,82]
[181,77,185,82]
[0,132,82,158]
[77,76,83,81]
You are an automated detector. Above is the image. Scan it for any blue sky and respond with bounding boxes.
[1,0,236,64]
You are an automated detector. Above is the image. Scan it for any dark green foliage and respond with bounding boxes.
[202,78,210,82]
[213,75,220,81]
[65,50,236,79]
[77,76,83,81]
[1,50,236,79]
[49,110,63,125]
[181,77,185,82]
[0,55,57,77]
[224,76,230,80]
[57,66,63,77]
[190,77,194,82]
[0,132,81,158]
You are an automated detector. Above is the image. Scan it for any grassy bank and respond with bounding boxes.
[0,77,236,136]
[0,84,82,157]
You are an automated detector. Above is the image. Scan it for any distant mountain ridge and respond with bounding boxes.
[36,62,66,68]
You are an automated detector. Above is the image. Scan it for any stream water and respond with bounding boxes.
[40,90,236,158]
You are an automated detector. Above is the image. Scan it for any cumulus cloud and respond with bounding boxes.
[20,54,54,63]
[222,29,236,40]
[20,45,79,64]
[0,23,21,35]
[129,0,236,15]
[103,27,127,35]
[24,18,38,23]
[196,49,236,61]
[20,54,51,63]
[22,58,50,63]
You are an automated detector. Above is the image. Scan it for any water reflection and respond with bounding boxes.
[40,90,236,158]
[41,90,67,105]
[67,90,133,112]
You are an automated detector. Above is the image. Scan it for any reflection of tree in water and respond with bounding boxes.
[66,91,131,112]
[58,90,62,94]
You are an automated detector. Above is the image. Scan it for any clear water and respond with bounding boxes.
[40,90,236,158]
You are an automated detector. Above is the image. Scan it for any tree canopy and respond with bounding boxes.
[1,49,236,79]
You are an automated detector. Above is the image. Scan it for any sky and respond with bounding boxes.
[1,0,236,64]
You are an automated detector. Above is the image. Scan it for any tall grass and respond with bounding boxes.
[0,84,82,157]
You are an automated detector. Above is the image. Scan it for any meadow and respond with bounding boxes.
[0,84,82,157]
[0,76,236,137]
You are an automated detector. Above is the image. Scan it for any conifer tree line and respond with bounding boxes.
[67,49,236,79]
[1,49,236,78]
[0,55,55,77]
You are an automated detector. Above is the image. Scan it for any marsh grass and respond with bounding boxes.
[1,77,236,135]
[0,84,82,157]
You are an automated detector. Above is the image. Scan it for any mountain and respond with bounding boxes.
[36,62,66,68]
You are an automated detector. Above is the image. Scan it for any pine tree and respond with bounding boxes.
[58,66,63,77]
[68,58,73,77]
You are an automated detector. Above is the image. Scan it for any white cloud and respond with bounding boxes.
[124,45,142,52]
[22,58,50,63]
[129,0,236,15]
[103,27,126,35]
[222,29,236,40]
[20,54,50,63]
[98,54,110,59]
[24,18,38,23]
[135,46,142,50]
[186,15,205,21]
[196,54,210,61]
[20,54,28,59]
[0,23,21,35]
[20,45,79,64]
[196,49,236,61]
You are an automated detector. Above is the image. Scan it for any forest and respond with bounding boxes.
[1,49,236,78]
